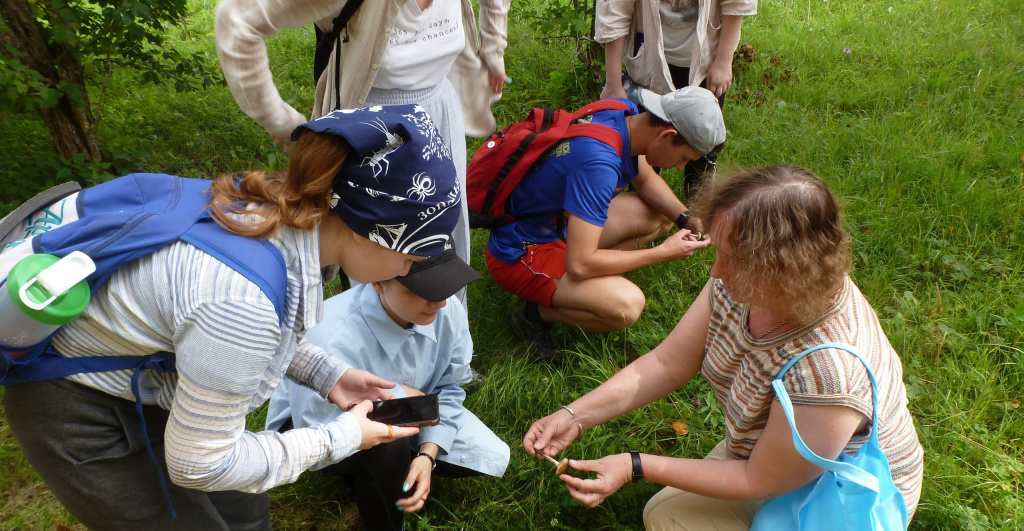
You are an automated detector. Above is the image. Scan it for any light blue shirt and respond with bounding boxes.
[266,283,509,477]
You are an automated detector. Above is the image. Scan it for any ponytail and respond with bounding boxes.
[208,132,351,238]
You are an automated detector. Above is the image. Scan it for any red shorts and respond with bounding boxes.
[486,240,567,306]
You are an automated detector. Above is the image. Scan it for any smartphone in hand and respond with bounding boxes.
[367,394,441,427]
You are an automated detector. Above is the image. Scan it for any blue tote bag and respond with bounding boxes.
[750,343,909,531]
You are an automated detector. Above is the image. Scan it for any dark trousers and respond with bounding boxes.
[4,378,271,531]
[321,439,481,531]
[668,64,727,199]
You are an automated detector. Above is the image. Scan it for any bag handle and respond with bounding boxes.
[772,342,882,492]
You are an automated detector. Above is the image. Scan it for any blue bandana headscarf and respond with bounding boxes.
[292,104,460,257]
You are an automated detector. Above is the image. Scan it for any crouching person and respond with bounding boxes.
[267,246,510,531]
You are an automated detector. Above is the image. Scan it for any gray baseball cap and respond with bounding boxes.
[638,86,726,155]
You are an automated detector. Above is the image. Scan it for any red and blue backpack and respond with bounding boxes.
[466,100,632,229]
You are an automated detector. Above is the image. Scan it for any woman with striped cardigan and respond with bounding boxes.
[4,106,459,530]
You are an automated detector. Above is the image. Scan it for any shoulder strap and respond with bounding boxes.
[562,122,624,155]
[558,99,632,156]
[485,102,630,216]
[332,0,364,39]
[313,0,365,108]
[1,349,152,384]
[180,218,288,325]
[313,0,364,82]
[772,342,882,491]
[568,99,632,121]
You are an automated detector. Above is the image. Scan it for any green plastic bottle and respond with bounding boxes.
[0,252,93,354]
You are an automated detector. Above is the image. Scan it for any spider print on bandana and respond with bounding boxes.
[403,107,451,161]
[407,173,437,201]
[359,118,405,178]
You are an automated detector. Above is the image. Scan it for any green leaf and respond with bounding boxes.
[39,87,61,108]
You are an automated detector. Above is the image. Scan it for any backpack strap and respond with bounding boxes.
[568,99,632,122]
[561,100,632,156]
[180,217,288,325]
[562,122,624,156]
[129,351,179,517]
[313,0,365,109]
[482,101,632,219]
[0,344,152,385]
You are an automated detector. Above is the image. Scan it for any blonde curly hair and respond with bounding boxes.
[692,165,852,321]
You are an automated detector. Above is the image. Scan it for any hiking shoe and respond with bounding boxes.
[508,300,560,363]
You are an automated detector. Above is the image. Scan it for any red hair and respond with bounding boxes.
[207,132,351,238]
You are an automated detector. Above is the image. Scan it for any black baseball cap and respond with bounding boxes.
[395,246,482,302]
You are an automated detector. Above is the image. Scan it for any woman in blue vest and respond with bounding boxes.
[4,105,461,530]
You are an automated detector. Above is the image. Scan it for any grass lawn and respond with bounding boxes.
[2,0,1023,529]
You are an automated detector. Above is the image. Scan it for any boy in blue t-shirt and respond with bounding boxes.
[485,86,725,357]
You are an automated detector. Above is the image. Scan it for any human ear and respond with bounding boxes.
[653,128,683,150]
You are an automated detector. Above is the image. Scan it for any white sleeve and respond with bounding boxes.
[214,0,349,138]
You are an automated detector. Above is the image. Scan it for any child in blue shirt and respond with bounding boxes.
[267,246,509,531]
[485,87,722,361]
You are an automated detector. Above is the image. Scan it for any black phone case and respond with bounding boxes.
[368,394,440,428]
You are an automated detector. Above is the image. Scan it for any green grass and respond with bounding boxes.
[2,0,1024,529]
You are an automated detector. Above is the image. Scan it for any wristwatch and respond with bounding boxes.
[676,211,690,230]
[416,452,437,470]
[629,449,643,482]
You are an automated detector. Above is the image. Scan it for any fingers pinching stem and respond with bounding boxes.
[540,453,570,474]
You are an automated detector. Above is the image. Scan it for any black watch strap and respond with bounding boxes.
[416,452,437,470]
[676,211,690,230]
[629,449,643,482]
